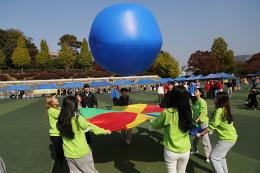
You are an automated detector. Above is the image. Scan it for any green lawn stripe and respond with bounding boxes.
[231,151,260,164]
[0,98,41,117]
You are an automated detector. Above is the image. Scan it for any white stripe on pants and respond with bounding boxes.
[210,140,236,173]
[227,88,232,98]
[66,152,99,173]
[164,148,190,173]
[192,123,212,158]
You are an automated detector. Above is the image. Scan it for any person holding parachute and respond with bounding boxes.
[46,95,66,166]
[196,92,238,173]
[150,85,193,173]
[57,96,111,173]
[190,88,212,163]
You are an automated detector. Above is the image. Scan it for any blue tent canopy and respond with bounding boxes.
[158,78,174,83]
[35,84,58,90]
[215,72,234,79]
[112,80,133,86]
[203,73,217,80]
[5,85,33,91]
[194,75,205,80]
[185,75,196,81]
[203,73,234,80]
[59,82,84,89]
[135,79,157,85]
[90,81,112,87]
[174,76,187,81]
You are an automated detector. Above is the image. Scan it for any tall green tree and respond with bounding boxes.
[11,36,31,73]
[77,38,93,71]
[26,37,39,67]
[0,29,38,68]
[225,49,235,72]
[58,34,81,53]
[152,50,180,78]
[58,43,76,72]
[211,37,235,73]
[36,40,51,71]
[0,49,6,69]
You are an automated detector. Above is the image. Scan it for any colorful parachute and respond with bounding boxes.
[79,108,152,131]
[79,105,202,137]
[112,104,164,116]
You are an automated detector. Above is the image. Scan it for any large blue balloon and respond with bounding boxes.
[89,3,163,76]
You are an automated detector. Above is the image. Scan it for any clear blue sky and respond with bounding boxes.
[0,0,259,66]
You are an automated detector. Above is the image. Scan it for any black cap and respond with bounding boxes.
[84,83,90,88]
[120,88,128,92]
[168,81,175,85]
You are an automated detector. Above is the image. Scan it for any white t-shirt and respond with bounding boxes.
[184,84,188,91]
[196,82,201,88]
[158,86,164,95]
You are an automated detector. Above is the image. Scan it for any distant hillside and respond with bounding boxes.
[235,55,251,62]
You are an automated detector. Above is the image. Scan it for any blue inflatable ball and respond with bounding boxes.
[89,3,163,76]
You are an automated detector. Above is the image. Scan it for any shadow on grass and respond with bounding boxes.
[91,127,164,172]
[187,159,214,173]
[236,104,260,111]
[50,127,213,173]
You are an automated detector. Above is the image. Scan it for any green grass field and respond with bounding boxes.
[0,88,260,173]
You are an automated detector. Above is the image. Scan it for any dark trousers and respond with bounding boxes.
[50,136,65,164]
[113,98,118,106]
[245,102,258,108]
[158,94,164,102]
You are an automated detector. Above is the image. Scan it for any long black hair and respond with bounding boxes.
[214,92,233,124]
[169,85,193,133]
[57,96,79,139]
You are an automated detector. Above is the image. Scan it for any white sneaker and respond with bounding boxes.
[205,158,210,163]
[190,150,199,155]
